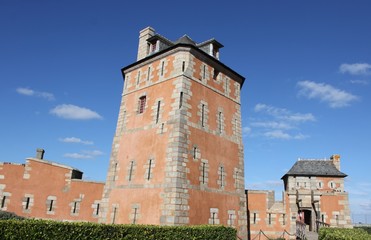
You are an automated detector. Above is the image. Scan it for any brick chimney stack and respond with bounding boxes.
[36,148,45,159]
[330,154,341,170]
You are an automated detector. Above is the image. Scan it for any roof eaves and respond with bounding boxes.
[121,42,245,86]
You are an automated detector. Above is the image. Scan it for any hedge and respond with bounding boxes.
[355,226,371,234]
[319,227,371,240]
[0,211,24,220]
[0,219,236,240]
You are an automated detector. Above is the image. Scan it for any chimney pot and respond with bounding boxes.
[36,148,45,159]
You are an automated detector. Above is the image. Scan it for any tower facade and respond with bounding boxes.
[100,27,247,238]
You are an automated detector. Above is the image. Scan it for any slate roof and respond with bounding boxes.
[281,160,347,179]
[174,35,196,46]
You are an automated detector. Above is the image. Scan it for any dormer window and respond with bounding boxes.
[147,40,159,55]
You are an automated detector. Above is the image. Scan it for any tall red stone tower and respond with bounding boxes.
[100,27,247,238]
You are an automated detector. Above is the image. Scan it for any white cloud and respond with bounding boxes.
[64,153,92,159]
[263,130,308,140]
[297,80,359,108]
[254,103,315,122]
[251,121,293,130]
[251,104,314,140]
[59,137,93,145]
[340,63,371,75]
[350,80,369,85]
[16,87,55,101]
[82,150,103,156]
[64,150,103,159]
[50,104,102,120]
[246,180,282,189]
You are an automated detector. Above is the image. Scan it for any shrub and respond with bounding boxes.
[0,211,24,220]
[319,227,371,240]
[0,219,236,240]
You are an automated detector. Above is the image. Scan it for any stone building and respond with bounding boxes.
[0,149,104,222]
[0,27,352,240]
[99,27,247,239]
[247,154,352,239]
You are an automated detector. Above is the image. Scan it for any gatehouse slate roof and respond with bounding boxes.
[281,160,347,179]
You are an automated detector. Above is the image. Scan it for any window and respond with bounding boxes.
[112,206,117,224]
[161,123,164,134]
[96,203,100,215]
[202,65,206,79]
[133,207,138,224]
[1,196,6,208]
[220,166,224,187]
[25,197,30,210]
[179,92,183,109]
[268,213,272,225]
[201,104,205,127]
[212,212,216,225]
[156,101,161,123]
[161,61,164,76]
[213,69,219,80]
[128,161,134,181]
[182,61,185,72]
[218,112,223,133]
[253,213,257,224]
[136,71,141,85]
[193,146,197,159]
[202,163,206,184]
[283,214,286,225]
[72,201,79,214]
[138,96,146,114]
[49,200,54,212]
[147,67,151,81]
[147,159,153,180]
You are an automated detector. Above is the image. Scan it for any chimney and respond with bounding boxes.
[36,148,45,159]
[330,154,341,170]
[137,26,155,61]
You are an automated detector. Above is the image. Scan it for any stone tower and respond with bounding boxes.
[100,27,247,239]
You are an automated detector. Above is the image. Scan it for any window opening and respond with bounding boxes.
[268,213,272,225]
[49,200,54,211]
[283,214,286,225]
[138,96,146,114]
[161,61,164,76]
[202,162,206,184]
[136,71,141,85]
[73,201,78,214]
[253,213,257,224]
[129,161,134,181]
[161,123,164,134]
[220,166,224,187]
[96,203,100,215]
[133,207,138,224]
[201,104,205,127]
[179,92,183,109]
[213,69,219,80]
[202,65,206,79]
[147,159,152,180]
[156,101,161,123]
[212,212,216,225]
[112,207,117,224]
[147,67,151,81]
[218,112,223,133]
[25,197,30,210]
[1,196,6,208]
[182,61,185,72]
[193,147,197,159]
[229,214,233,226]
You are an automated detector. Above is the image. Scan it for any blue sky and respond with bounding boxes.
[1,1,370,221]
